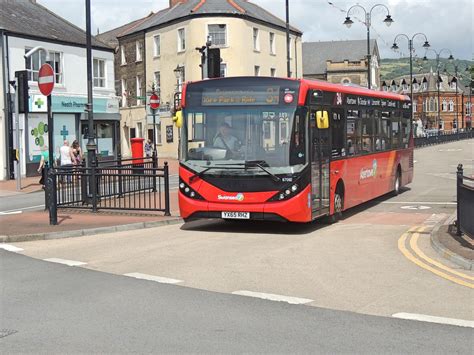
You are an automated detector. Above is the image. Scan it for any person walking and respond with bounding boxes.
[37,145,49,189]
[144,139,153,158]
[59,140,74,183]
[71,140,83,165]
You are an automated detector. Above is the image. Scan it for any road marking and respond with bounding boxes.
[44,258,87,266]
[401,205,431,210]
[0,211,22,215]
[124,273,183,284]
[0,244,24,252]
[380,201,456,205]
[232,290,313,305]
[0,204,45,214]
[392,313,474,328]
[410,233,474,281]
[398,233,474,289]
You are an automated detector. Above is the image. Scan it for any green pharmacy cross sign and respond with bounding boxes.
[34,97,45,109]
[60,125,69,140]
[31,122,48,147]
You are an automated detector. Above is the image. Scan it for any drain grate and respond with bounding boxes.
[0,329,18,338]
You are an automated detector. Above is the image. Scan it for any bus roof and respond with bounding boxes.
[182,76,410,107]
[299,78,410,102]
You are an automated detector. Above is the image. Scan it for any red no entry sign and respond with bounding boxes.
[38,63,54,96]
[149,92,160,110]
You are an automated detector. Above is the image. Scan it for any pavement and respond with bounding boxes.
[0,158,181,240]
[1,250,472,354]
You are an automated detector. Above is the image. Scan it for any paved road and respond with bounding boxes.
[0,191,45,214]
[1,250,471,353]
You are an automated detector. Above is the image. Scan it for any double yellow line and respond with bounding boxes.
[398,227,474,289]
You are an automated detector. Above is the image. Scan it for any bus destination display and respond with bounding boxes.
[201,86,280,106]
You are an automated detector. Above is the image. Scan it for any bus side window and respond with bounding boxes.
[381,111,391,150]
[361,109,373,154]
[391,111,401,148]
[374,110,382,151]
[346,110,360,156]
[401,110,411,148]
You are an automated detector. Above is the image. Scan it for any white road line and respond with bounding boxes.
[0,244,24,252]
[44,258,87,266]
[124,272,183,284]
[380,201,457,205]
[232,290,313,305]
[0,211,22,215]
[392,313,474,328]
[0,204,45,213]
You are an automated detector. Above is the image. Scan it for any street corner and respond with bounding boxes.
[398,226,474,289]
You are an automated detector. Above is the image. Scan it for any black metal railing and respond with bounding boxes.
[456,164,474,239]
[46,155,170,225]
[414,130,473,148]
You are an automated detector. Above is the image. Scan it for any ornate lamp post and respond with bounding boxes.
[391,34,430,127]
[343,3,394,89]
[423,48,454,135]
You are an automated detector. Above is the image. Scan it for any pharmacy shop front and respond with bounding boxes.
[26,94,119,176]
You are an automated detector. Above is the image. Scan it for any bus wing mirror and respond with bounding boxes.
[173,110,183,128]
[316,111,329,129]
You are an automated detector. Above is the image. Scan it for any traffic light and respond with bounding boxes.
[15,70,29,114]
[207,48,221,79]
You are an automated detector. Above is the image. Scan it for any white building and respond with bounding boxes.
[0,0,118,180]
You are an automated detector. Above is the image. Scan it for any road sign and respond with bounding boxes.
[38,63,54,96]
[149,93,160,110]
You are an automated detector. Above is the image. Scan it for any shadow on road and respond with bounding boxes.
[181,189,410,235]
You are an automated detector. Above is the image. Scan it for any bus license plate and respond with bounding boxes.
[221,212,250,219]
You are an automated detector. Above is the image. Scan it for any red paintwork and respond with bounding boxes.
[179,166,312,222]
[178,78,413,223]
[328,149,413,215]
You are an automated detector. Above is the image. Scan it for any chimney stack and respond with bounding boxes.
[170,0,187,7]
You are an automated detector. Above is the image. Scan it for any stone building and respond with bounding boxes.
[302,39,381,89]
[103,0,303,158]
[382,70,472,132]
[97,12,154,157]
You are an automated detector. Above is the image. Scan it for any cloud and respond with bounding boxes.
[38,0,472,59]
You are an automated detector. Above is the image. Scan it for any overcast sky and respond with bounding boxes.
[38,0,473,60]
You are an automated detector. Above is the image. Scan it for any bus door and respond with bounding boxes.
[310,108,330,217]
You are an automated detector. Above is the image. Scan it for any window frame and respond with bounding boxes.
[136,75,143,106]
[269,32,276,55]
[136,41,143,62]
[177,28,186,52]
[25,48,63,84]
[253,27,260,51]
[121,45,126,65]
[207,24,227,47]
[93,58,106,88]
[153,35,161,57]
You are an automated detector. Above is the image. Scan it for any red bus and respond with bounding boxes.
[176,77,413,223]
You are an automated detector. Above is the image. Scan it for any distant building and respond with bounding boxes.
[382,70,472,132]
[0,0,118,180]
[101,0,303,158]
[303,39,381,89]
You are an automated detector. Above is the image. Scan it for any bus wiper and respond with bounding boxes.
[215,160,281,182]
[189,166,236,183]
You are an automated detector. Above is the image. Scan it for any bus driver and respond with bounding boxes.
[213,122,240,153]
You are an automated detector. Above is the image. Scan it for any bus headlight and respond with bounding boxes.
[268,184,301,202]
[179,179,204,200]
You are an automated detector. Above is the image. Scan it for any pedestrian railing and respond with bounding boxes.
[456,164,474,239]
[414,130,473,148]
[45,155,171,225]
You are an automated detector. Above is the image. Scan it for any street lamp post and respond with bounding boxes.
[423,48,454,135]
[391,34,430,128]
[343,3,393,89]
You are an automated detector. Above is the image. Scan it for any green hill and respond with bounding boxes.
[380,58,473,87]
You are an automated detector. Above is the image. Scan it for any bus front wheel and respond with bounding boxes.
[325,189,344,224]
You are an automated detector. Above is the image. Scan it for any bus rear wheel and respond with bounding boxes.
[393,170,401,196]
